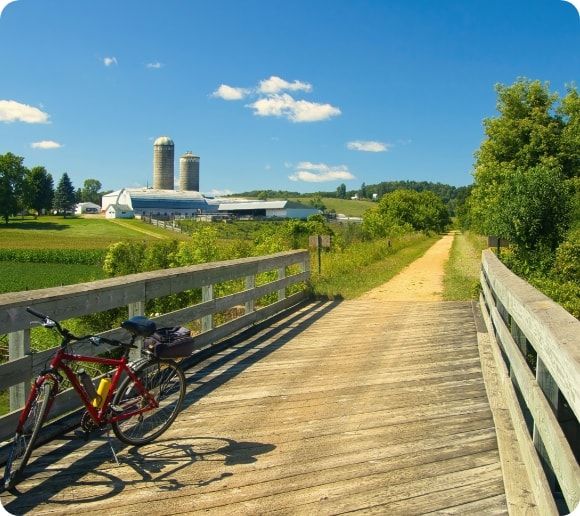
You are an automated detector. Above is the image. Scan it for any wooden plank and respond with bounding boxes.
[488,300,580,510]
[1,300,508,515]
[475,300,542,514]
[482,250,580,421]
[479,292,558,515]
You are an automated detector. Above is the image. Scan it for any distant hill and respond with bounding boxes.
[232,180,471,214]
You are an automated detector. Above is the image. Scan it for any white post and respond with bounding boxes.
[128,300,145,361]
[202,285,214,332]
[245,275,255,314]
[9,329,30,411]
[278,266,286,301]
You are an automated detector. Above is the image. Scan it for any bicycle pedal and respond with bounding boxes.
[109,404,124,413]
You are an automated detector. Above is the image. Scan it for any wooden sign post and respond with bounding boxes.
[309,235,331,274]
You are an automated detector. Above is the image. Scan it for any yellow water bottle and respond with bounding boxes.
[92,378,111,408]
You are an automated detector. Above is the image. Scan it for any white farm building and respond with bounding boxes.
[102,189,319,220]
[102,188,214,218]
[217,200,320,220]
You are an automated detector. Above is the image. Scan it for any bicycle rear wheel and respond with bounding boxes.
[3,380,54,490]
[111,359,185,446]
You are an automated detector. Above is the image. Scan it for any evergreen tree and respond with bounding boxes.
[53,173,76,217]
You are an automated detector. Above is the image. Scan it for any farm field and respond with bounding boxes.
[289,197,375,217]
[0,216,188,250]
[0,262,105,294]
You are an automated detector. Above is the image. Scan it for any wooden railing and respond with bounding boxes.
[479,250,579,514]
[0,250,310,442]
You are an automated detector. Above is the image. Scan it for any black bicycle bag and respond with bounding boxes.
[144,326,196,358]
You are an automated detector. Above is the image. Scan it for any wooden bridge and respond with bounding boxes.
[0,248,578,515]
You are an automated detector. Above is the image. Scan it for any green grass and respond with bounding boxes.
[311,233,438,299]
[443,231,488,300]
[288,197,375,217]
[0,262,106,294]
[0,216,186,249]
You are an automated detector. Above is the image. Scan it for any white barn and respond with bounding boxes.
[101,188,214,218]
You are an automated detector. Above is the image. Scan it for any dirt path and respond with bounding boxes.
[359,233,455,302]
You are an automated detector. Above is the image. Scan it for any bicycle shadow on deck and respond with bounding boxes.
[2,299,342,513]
[180,298,343,410]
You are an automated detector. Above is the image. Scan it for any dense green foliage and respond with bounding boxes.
[464,78,579,317]
[362,189,450,238]
[0,153,27,224]
[24,167,54,217]
[0,152,109,221]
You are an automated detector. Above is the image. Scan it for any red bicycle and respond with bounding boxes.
[2,307,186,490]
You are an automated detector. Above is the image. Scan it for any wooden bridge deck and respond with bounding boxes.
[2,299,509,515]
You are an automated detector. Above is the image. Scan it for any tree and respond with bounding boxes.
[469,79,574,239]
[336,183,347,199]
[81,179,102,204]
[25,166,54,217]
[360,182,367,199]
[0,152,27,224]
[257,191,268,201]
[53,173,76,216]
[494,163,572,254]
[362,189,450,237]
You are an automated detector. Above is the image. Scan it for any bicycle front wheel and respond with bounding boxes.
[3,379,54,490]
[111,359,185,446]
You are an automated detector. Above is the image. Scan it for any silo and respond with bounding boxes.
[153,136,175,190]
[179,152,200,191]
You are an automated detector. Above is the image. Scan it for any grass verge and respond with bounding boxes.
[311,233,438,299]
[443,231,487,300]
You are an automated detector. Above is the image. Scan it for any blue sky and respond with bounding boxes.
[0,0,578,195]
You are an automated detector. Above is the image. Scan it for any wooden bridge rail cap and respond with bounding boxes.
[481,249,580,421]
[0,250,308,335]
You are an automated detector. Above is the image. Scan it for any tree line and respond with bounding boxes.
[0,153,107,224]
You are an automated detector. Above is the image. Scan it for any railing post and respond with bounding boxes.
[533,357,559,489]
[202,285,214,332]
[278,266,286,301]
[245,275,255,314]
[9,329,30,411]
[128,300,145,361]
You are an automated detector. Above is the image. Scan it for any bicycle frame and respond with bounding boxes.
[20,346,159,431]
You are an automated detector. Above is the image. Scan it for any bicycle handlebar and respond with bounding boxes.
[26,307,136,349]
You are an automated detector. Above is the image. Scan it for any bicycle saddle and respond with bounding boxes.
[121,316,157,337]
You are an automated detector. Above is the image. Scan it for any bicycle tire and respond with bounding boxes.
[3,380,53,490]
[111,359,185,446]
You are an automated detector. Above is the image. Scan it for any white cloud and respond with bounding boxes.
[259,76,312,94]
[31,140,62,149]
[212,84,250,100]
[0,100,49,123]
[249,93,341,122]
[146,62,163,69]
[347,140,391,152]
[103,56,118,67]
[0,0,17,18]
[289,162,355,183]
